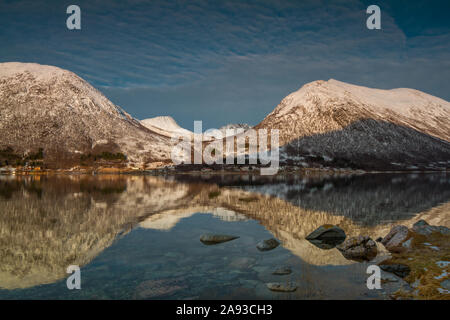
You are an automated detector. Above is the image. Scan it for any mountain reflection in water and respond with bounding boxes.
[0,173,449,299]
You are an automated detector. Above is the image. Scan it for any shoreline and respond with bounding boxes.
[0,166,449,176]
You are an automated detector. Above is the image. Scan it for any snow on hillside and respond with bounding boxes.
[256,79,450,170]
[141,116,195,139]
[0,62,173,168]
[141,117,252,140]
[1,62,448,171]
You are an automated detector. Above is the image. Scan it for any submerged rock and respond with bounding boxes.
[272,267,292,275]
[380,270,400,283]
[266,282,297,292]
[229,257,255,269]
[401,238,413,249]
[379,264,411,278]
[381,225,410,252]
[200,233,239,245]
[305,224,346,249]
[440,279,450,291]
[134,277,187,299]
[256,238,280,251]
[336,236,377,261]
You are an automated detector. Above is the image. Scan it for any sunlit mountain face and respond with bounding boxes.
[0,173,448,299]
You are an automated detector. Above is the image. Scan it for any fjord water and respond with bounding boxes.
[0,173,449,299]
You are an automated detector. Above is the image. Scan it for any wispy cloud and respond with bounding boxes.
[1,0,449,128]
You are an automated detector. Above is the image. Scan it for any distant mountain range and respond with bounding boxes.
[141,116,251,140]
[1,62,449,171]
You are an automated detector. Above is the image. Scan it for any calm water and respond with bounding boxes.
[0,173,449,299]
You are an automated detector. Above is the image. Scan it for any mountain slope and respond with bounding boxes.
[0,62,172,168]
[255,79,450,170]
[141,116,197,139]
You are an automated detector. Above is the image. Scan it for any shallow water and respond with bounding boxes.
[0,173,449,299]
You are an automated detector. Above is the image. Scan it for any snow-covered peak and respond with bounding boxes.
[0,62,173,167]
[0,62,71,80]
[273,78,450,119]
[142,116,182,132]
[141,116,195,138]
[257,78,450,170]
[0,62,131,120]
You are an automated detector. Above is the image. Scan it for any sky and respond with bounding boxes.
[1,0,449,129]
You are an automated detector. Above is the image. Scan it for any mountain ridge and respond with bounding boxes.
[1,62,449,171]
[0,62,173,168]
[255,79,450,170]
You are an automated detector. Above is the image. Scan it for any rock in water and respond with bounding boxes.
[440,279,450,291]
[305,225,346,249]
[379,264,411,278]
[336,236,378,261]
[272,267,292,275]
[256,238,280,251]
[200,234,239,245]
[134,277,187,299]
[266,282,297,292]
[381,225,410,252]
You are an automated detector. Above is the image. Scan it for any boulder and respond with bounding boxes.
[336,236,377,261]
[381,225,410,252]
[200,234,239,245]
[266,282,297,292]
[412,220,450,236]
[305,224,346,249]
[256,238,280,251]
[379,264,411,278]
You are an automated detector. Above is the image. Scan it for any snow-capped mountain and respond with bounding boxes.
[141,116,195,139]
[1,63,449,171]
[141,117,251,140]
[256,79,450,170]
[0,62,172,168]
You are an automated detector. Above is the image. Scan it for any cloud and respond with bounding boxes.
[1,0,449,128]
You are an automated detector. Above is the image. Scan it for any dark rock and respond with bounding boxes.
[336,236,377,261]
[200,234,239,245]
[436,226,450,235]
[379,264,411,278]
[306,224,346,241]
[412,220,450,236]
[305,225,346,249]
[376,237,383,242]
[272,267,292,275]
[256,238,280,251]
[266,282,297,292]
[380,270,400,283]
[381,225,410,252]
[412,220,435,235]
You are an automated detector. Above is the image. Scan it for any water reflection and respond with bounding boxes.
[0,173,449,296]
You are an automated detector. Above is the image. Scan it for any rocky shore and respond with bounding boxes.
[305,220,449,299]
